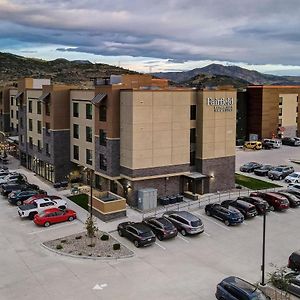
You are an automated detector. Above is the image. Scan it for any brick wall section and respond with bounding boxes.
[95,137,120,177]
[196,156,235,193]
[120,164,190,178]
[127,176,181,207]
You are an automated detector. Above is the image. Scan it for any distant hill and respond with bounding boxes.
[153,63,300,85]
[180,74,250,89]
[0,52,136,86]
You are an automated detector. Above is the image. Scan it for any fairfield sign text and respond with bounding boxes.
[207,97,234,112]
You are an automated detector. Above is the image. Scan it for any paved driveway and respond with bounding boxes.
[1,189,299,300]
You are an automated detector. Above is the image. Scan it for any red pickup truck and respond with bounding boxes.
[250,192,289,211]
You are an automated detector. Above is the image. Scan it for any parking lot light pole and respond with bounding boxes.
[261,211,266,286]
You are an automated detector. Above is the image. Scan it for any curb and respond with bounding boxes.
[41,242,135,260]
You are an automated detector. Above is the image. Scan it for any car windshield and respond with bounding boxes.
[191,220,202,227]
[38,211,48,217]
[289,173,299,178]
[140,231,153,238]
[274,167,283,172]
[261,165,271,170]
[157,218,173,229]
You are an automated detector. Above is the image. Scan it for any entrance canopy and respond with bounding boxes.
[183,172,207,180]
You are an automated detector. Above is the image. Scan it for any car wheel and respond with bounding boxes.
[118,229,123,237]
[29,212,37,220]
[44,221,50,227]
[205,210,211,216]
[16,200,22,206]
[134,240,140,248]
[224,220,230,226]
[181,229,187,236]
[157,234,164,241]
[68,216,74,221]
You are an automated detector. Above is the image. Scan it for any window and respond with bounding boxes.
[99,154,107,171]
[37,120,42,134]
[99,129,107,146]
[10,110,13,118]
[190,105,196,120]
[20,135,23,144]
[37,140,42,152]
[16,124,18,133]
[86,126,92,142]
[73,145,79,160]
[29,119,33,131]
[86,149,92,165]
[73,124,79,139]
[20,118,23,129]
[73,103,79,117]
[190,151,196,166]
[45,102,50,116]
[46,122,50,135]
[46,143,50,156]
[279,108,282,116]
[37,101,42,114]
[86,103,92,119]
[279,96,283,105]
[190,128,196,143]
[28,100,32,113]
[16,110,18,119]
[10,96,14,106]
[99,105,107,121]
[29,137,33,148]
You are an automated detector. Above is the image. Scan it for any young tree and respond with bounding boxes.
[85,216,98,246]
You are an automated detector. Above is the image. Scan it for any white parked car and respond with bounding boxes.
[285,172,300,184]
[288,183,300,193]
[263,139,281,149]
[0,173,21,185]
[17,198,67,219]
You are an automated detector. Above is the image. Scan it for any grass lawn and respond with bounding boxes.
[68,194,89,211]
[235,173,282,190]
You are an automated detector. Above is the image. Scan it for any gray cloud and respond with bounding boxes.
[1,0,300,65]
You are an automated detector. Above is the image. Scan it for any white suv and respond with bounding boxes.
[285,172,300,184]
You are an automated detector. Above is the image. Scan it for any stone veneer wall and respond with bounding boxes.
[95,137,120,177]
[196,156,235,193]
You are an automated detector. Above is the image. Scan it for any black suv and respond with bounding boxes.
[237,196,271,214]
[289,251,300,271]
[221,199,258,219]
[239,162,262,173]
[268,165,294,180]
[254,164,273,176]
[117,222,156,248]
[282,137,300,146]
[205,203,244,226]
[142,217,177,240]
[1,183,40,197]
[275,192,300,208]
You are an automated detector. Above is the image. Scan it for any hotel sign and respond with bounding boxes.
[207,97,234,112]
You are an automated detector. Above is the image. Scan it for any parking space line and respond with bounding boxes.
[243,221,248,226]
[203,232,211,237]
[155,242,166,250]
[177,235,190,243]
[195,213,231,231]
[27,221,79,235]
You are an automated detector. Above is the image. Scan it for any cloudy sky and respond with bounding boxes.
[1,0,300,75]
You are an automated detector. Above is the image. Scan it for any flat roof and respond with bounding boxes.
[247,85,300,89]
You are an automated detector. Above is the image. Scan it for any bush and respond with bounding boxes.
[78,252,82,256]
[87,243,95,247]
[101,234,109,241]
[75,236,82,240]
[60,239,67,243]
[113,243,121,250]
[56,244,63,250]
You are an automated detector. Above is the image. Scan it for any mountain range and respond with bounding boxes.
[1,52,300,88]
[153,64,300,86]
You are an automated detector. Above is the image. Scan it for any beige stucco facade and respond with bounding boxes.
[197,89,236,160]
[279,93,298,136]
[120,90,192,170]
[70,89,95,169]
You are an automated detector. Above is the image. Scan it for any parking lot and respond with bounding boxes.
[1,181,300,299]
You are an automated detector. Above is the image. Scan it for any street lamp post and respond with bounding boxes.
[261,211,266,286]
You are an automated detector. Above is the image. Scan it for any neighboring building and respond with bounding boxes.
[236,90,247,145]
[246,86,300,139]
[69,75,237,207]
[0,86,17,139]
[18,78,75,182]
